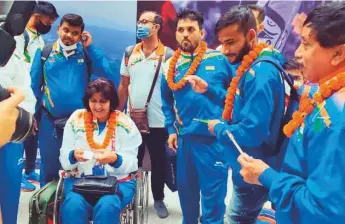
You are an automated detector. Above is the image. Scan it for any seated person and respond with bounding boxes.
[59,78,142,224]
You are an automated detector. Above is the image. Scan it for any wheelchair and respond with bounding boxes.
[52,168,149,224]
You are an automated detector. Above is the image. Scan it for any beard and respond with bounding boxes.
[178,39,198,53]
[234,41,251,64]
[224,41,251,64]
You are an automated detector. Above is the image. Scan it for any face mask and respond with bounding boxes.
[136,25,153,39]
[58,38,77,57]
[35,20,51,35]
[58,38,77,51]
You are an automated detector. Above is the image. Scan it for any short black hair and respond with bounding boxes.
[247,4,265,24]
[83,78,119,112]
[140,11,163,35]
[215,5,257,35]
[34,1,59,20]
[60,13,85,32]
[177,8,204,30]
[303,1,345,48]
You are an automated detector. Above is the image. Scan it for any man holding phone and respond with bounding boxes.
[30,13,115,187]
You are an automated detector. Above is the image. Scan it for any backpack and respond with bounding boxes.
[29,181,58,224]
[124,44,174,67]
[40,43,92,81]
[251,56,299,157]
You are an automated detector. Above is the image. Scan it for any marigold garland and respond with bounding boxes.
[283,72,345,138]
[167,41,207,91]
[84,111,117,150]
[222,43,268,121]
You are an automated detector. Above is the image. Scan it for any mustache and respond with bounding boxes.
[224,53,236,57]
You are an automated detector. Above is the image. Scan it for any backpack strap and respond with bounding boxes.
[124,45,135,67]
[82,49,92,81]
[23,30,30,53]
[40,43,54,85]
[251,56,298,100]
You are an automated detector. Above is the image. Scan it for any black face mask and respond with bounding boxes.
[35,20,51,35]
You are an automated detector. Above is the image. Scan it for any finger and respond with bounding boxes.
[2,87,25,109]
[168,141,174,150]
[239,169,245,177]
[238,155,249,166]
[173,138,178,149]
[189,79,196,87]
[243,153,254,162]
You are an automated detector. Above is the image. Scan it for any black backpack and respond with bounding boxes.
[251,56,299,157]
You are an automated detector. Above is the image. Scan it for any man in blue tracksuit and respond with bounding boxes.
[31,13,115,187]
[161,9,233,224]
[187,6,287,223]
[239,2,345,223]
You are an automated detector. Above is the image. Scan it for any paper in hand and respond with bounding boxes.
[83,151,94,160]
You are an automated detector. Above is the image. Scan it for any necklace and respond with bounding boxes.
[84,111,117,150]
[283,72,345,137]
[167,41,207,91]
[222,43,268,121]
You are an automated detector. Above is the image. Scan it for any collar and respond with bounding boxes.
[318,67,345,84]
[133,40,165,56]
[26,27,39,36]
[53,40,83,54]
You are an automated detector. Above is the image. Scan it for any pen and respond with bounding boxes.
[225,130,244,155]
[192,118,209,124]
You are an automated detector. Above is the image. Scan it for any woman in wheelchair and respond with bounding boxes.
[59,78,142,224]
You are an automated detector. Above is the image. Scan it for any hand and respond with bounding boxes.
[208,119,221,135]
[185,76,208,93]
[74,149,88,163]
[0,87,24,147]
[95,150,117,165]
[238,153,270,186]
[168,134,178,152]
[81,31,92,48]
[32,117,38,136]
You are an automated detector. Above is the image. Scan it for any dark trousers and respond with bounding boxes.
[23,134,38,175]
[137,128,167,201]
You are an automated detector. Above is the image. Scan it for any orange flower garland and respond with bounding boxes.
[84,111,117,150]
[167,41,207,91]
[222,42,268,121]
[283,72,345,137]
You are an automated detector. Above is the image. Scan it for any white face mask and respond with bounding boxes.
[58,38,77,57]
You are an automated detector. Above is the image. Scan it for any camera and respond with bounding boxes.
[0,1,36,66]
[0,85,35,142]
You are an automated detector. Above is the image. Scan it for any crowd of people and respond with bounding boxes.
[0,1,344,224]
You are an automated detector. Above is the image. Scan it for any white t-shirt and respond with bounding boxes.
[120,42,171,128]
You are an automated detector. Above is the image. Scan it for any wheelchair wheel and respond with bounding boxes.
[53,176,65,224]
[133,171,143,224]
[142,171,149,224]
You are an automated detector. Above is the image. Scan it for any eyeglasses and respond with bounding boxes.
[137,19,155,25]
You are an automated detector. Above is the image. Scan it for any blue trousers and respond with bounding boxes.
[38,113,62,187]
[61,178,136,224]
[227,184,269,224]
[177,135,228,224]
[0,142,24,224]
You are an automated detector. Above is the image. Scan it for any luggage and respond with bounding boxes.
[29,181,58,224]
